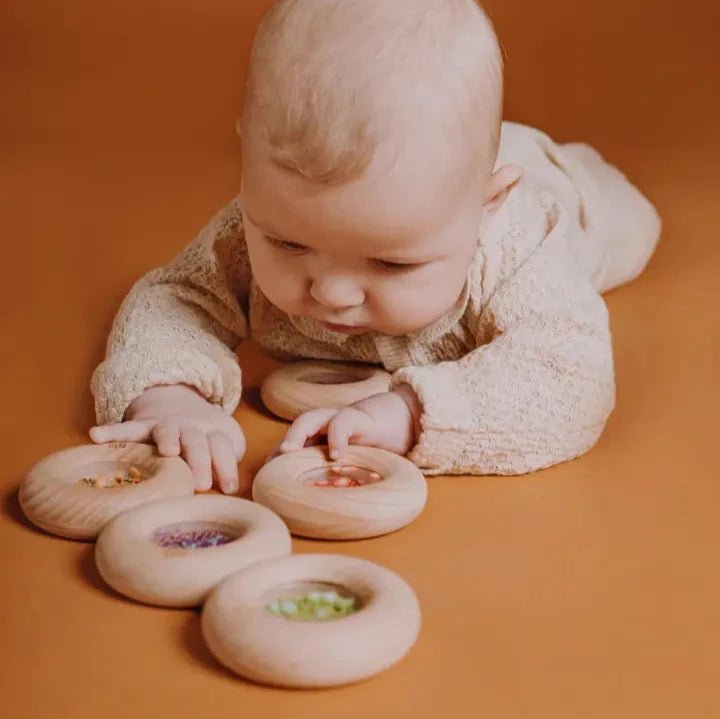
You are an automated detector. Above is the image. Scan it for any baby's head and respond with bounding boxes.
[239,0,521,337]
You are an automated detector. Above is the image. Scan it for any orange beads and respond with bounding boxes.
[307,465,383,488]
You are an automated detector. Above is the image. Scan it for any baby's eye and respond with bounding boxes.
[371,258,424,274]
[264,235,308,254]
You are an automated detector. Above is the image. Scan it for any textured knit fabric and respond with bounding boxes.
[91,122,662,475]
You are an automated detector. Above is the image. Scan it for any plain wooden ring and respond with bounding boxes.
[260,361,391,420]
[19,442,195,540]
[202,553,421,688]
[252,445,427,540]
[94,494,292,607]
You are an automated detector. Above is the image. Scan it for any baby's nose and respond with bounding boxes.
[309,274,365,309]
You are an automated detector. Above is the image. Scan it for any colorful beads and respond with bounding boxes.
[266,589,357,621]
[80,465,144,488]
[306,465,383,488]
[155,528,235,550]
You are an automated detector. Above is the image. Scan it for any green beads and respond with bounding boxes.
[266,590,357,621]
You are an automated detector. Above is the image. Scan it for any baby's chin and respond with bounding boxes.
[295,312,431,338]
[322,316,437,338]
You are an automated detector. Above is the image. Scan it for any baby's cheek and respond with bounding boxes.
[375,277,461,333]
[372,286,435,333]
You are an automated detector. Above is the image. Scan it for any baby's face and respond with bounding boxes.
[240,133,487,337]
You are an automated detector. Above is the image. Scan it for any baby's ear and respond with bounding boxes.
[483,164,523,214]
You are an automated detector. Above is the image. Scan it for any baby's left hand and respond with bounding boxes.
[273,385,422,461]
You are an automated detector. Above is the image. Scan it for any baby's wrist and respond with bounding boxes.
[390,384,422,452]
[349,388,419,455]
[392,384,422,425]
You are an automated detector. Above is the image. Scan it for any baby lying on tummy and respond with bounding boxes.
[89,0,661,494]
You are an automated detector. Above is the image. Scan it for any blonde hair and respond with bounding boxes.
[242,0,503,186]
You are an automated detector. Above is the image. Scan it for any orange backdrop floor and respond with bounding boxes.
[1,1,718,717]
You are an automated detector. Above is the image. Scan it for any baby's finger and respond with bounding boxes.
[152,421,181,457]
[89,421,153,444]
[207,432,239,495]
[229,427,247,461]
[267,433,324,463]
[222,418,246,460]
[280,408,338,452]
[326,412,357,461]
[179,425,213,491]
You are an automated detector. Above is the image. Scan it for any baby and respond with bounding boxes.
[89,0,661,494]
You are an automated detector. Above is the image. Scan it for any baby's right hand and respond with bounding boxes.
[89,384,246,494]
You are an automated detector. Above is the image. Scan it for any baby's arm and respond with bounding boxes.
[390,205,615,475]
[90,196,251,492]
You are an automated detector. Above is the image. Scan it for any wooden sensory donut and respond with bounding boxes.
[252,445,427,540]
[202,553,421,688]
[260,360,391,420]
[19,442,194,540]
[95,494,292,607]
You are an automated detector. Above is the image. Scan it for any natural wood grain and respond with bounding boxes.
[260,361,392,420]
[202,553,421,688]
[95,494,291,607]
[19,442,195,540]
[253,446,428,540]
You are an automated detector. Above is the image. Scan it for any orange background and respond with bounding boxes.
[2,1,719,717]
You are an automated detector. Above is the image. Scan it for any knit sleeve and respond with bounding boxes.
[90,195,251,425]
[390,197,616,476]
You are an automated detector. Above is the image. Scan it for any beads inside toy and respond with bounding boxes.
[73,461,147,488]
[265,581,360,621]
[299,464,383,488]
[153,522,239,550]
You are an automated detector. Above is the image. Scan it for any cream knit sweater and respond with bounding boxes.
[91,122,661,476]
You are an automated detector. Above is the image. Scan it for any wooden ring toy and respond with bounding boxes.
[202,553,421,688]
[94,494,292,607]
[19,442,194,540]
[252,445,427,540]
[260,360,391,420]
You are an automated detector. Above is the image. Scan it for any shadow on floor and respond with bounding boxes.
[4,484,50,537]
[180,608,257,684]
[241,386,279,421]
[75,542,126,599]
